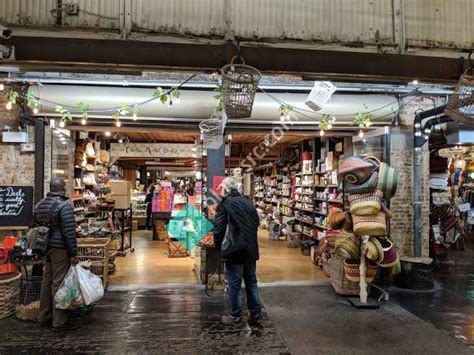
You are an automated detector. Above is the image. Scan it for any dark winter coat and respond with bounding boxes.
[33,192,77,257]
[213,189,259,264]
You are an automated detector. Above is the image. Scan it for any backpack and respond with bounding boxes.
[27,200,63,256]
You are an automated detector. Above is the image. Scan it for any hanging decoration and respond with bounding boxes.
[354,112,372,138]
[199,113,224,150]
[213,85,225,113]
[77,102,90,125]
[319,114,336,136]
[221,56,261,118]
[305,81,337,111]
[444,66,473,125]
[279,104,293,121]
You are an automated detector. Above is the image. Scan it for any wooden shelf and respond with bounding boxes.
[314,223,328,230]
[314,210,327,216]
[328,199,343,204]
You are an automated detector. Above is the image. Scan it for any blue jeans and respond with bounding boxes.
[225,261,262,318]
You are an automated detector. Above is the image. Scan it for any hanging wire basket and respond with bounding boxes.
[445,69,474,125]
[305,81,337,111]
[221,56,261,118]
[199,114,224,149]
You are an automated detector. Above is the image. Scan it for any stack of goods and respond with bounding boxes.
[109,180,131,209]
[328,156,399,295]
[153,181,174,212]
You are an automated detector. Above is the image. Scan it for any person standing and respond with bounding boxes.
[213,176,263,327]
[145,184,155,230]
[35,178,78,329]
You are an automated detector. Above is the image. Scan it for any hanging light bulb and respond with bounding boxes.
[133,112,138,121]
[59,120,66,128]
[50,119,56,128]
[32,107,39,114]
[285,112,291,120]
[0,83,4,91]
[327,124,333,130]
[118,137,123,143]
[280,113,285,122]
[174,96,181,104]
[319,130,325,137]
[116,120,122,128]
[358,129,364,138]
[105,131,111,137]
[5,101,12,110]
[81,118,87,125]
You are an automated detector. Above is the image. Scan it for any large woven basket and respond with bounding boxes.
[0,272,21,319]
[221,56,261,118]
[329,258,360,295]
[199,115,224,149]
[445,69,474,125]
[353,212,387,236]
[343,259,378,283]
[349,190,383,216]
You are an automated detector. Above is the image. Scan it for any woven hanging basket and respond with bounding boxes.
[0,272,21,319]
[199,115,224,150]
[221,56,261,119]
[445,69,474,125]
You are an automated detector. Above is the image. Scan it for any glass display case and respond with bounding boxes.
[131,192,147,218]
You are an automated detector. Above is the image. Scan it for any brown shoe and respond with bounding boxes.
[221,315,245,327]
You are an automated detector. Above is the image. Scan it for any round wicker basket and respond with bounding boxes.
[0,272,21,319]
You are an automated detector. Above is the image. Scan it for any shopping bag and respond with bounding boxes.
[54,266,84,310]
[76,265,104,305]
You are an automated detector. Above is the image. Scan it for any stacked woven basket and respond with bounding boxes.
[329,156,399,292]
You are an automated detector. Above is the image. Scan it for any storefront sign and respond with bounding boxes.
[110,143,200,159]
[212,176,225,197]
[0,186,33,227]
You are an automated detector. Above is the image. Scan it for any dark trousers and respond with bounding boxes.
[38,248,70,327]
[225,261,262,318]
[146,203,153,228]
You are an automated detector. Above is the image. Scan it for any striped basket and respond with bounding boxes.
[335,233,361,260]
[343,259,378,283]
[353,212,387,236]
[329,258,360,295]
[377,163,398,199]
[0,272,21,319]
[348,190,383,216]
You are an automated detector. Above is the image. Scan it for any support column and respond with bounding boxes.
[34,119,45,204]
[206,144,226,209]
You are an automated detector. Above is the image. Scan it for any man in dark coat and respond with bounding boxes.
[213,177,262,327]
[35,178,78,329]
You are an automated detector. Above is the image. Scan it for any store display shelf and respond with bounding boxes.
[328,199,343,204]
[301,173,313,176]
[327,184,339,188]
[74,207,85,212]
[314,185,327,188]
[314,223,328,230]
[314,210,327,216]
[314,171,326,175]
[296,218,313,226]
[313,197,327,202]
[301,231,316,239]
[281,213,293,217]
[72,197,84,201]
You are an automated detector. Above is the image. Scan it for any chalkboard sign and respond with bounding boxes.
[0,186,34,227]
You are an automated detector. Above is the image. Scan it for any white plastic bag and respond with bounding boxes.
[54,266,84,310]
[76,265,104,305]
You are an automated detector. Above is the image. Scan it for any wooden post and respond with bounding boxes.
[359,235,369,303]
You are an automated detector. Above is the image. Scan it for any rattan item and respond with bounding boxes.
[335,233,361,260]
[348,190,384,216]
[363,237,384,264]
[377,163,399,199]
[353,212,387,236]
[221,56,261,118]
[343,259,378,283]
[16,300,40,321]
[378,238,399,268]
[99,150,110,164]
[444,69,474,125]
[199,115,224,149]
[328,211,347,230]
[77,238,111,288]
[346,172,378,194]
[85,142,96,158]
[338,156,379,185]
[0,271,21,319]
[305,81,337,111]
[329,258,360,295]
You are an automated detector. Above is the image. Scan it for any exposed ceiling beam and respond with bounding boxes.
[7,36,464,84]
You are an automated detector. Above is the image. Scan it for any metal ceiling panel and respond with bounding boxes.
[405,0,474,50]
[0,0,56,26]
[131,0,226,36]
[62,0,120,30]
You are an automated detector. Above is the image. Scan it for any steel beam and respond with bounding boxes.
[8,36,463,84]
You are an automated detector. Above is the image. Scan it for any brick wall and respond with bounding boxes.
[0,85,35,186]
[390,96,445,258]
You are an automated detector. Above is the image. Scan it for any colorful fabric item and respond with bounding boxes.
[377,162,398,199]
[363,237,384,264]
[338,156,379,185]
[346,172,378,194]
[377,238,399,268]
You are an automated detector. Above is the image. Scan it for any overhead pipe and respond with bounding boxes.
[413,104,448,257]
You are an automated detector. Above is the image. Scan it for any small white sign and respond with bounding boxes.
[458,203,471,212]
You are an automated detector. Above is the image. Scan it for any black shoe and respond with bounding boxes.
[221,315,245,327]
[248,313,263,326]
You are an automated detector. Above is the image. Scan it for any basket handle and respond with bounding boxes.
[210,113,220,120]
[230,55,246,65]
[364,155,381,166]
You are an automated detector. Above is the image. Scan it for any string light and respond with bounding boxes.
[105,131,111,137]
[5,101,12,110]
[116,120,122,128]
[319,130,325,137]
[133,112,138,121]
[32,107,39,114]
[59,120,66,128]
[81,118,87,125]
[358,129,364,138]
[0,83,4,91]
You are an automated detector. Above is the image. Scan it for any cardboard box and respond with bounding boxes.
[109,180,131,196]
[132,220,138,231]
[114,194,130,209]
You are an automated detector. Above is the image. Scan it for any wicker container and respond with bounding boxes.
[329,258,359,295]
[445,69,474,125]
[352,212,387,236]
[221,56,261,118]
[287,233,300,248]
[77,238,111,288]
[199,116,224,150]
[305,81,337,111]
[0,272,21,319]
[343,259,378,283]
[348,190,383,216]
